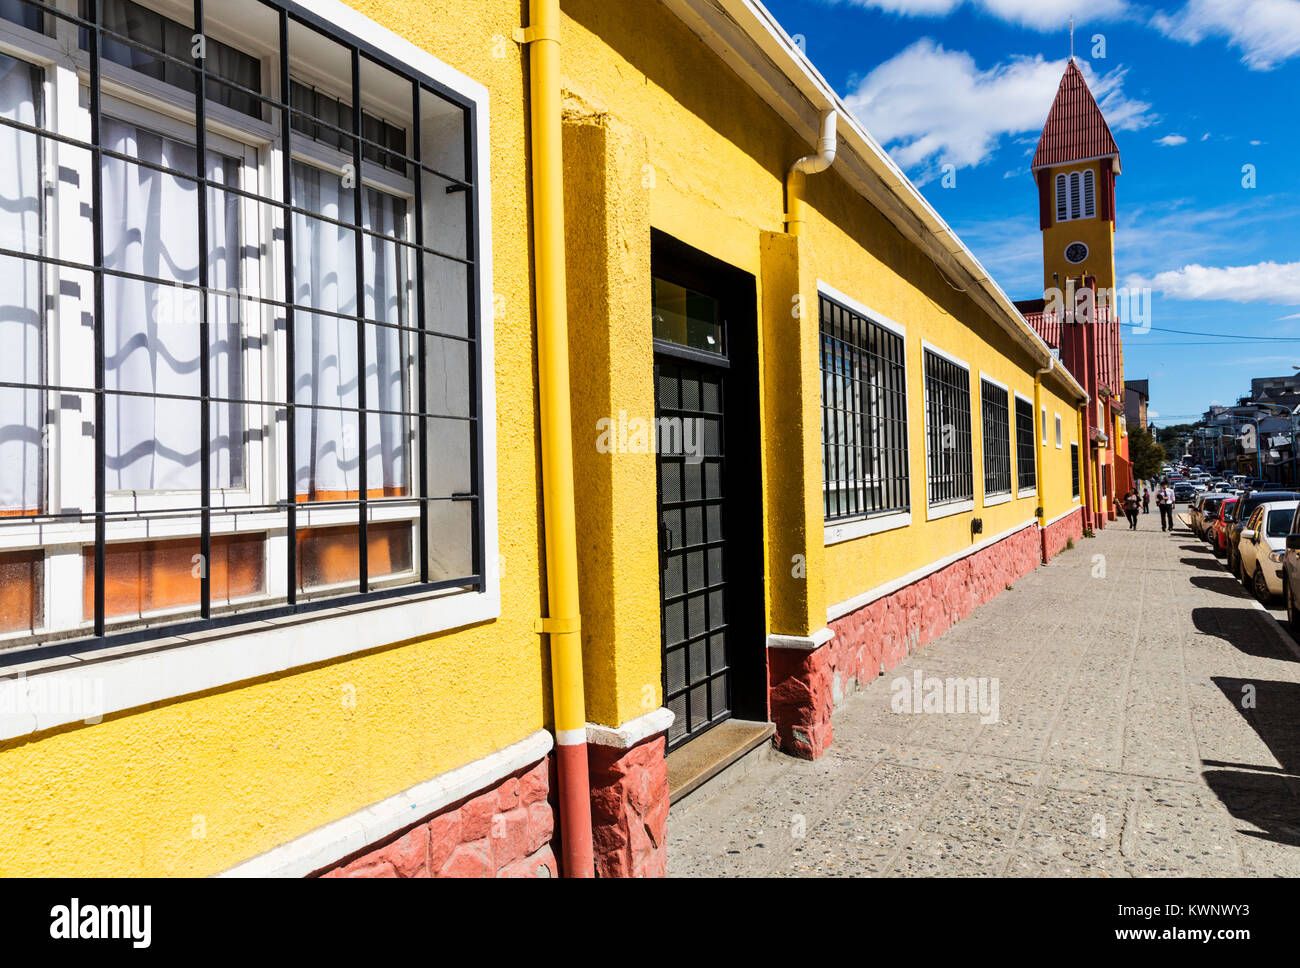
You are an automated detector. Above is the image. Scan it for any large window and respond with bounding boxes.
[0,0,485,646]
[1016,396,1037,494]
[980,378,1011,499]
[923,346,972,508]
[1055,168,1095,222]
[1071,442,1080,499]
[819,294,909,522]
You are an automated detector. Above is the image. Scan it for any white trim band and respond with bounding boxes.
[827,519,1038,622]
[218,729,553,878]
[825,510,910,546]
[767,627,836,651]
[1043,505,1084,529]
[0,588,501,742]
[586,707,676,749]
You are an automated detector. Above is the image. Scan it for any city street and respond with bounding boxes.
[668,510,1300,876]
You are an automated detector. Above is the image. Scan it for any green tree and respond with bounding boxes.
[1129,426,1166,481]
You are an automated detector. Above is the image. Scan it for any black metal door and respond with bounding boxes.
[656,356,731,748]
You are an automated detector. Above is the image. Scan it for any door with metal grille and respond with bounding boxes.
[655,357,731,748]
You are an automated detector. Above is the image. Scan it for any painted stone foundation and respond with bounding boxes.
[1042,507,1085,562]
[770,523,1047,760]
[588,733,670,878]
[319,758,558,878]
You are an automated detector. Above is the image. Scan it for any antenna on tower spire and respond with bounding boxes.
[1069,16,1075,61]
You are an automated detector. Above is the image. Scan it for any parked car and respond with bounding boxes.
[1211,497,1239,557]
[1190,493,1231,539]
[1172,481,1198,503]
[1237,500,1299,601]
[1230,490,1300,581]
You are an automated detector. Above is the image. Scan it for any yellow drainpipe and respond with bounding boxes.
[518,0,594,878]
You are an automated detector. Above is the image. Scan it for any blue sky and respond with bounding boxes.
[761,0,1300,427]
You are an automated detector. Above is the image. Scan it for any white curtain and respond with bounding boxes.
[292,161,408,499]
[101,118,242,491]
[0,53,42,514]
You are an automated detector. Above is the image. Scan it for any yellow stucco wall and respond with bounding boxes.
[0,0,1089,877]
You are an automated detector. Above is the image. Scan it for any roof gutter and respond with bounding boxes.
[664,0,1089,405]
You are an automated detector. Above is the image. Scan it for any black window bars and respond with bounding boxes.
[923,348,973,506]
[0,0,485,646]
[819,294,909,522]
[980,379,1011,498]
[1015,396,1037,493]
[1071,442,1081,498]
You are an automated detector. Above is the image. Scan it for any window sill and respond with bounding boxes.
[0,585,500,742]
[1017,487,1038,501]
[982,492,1012,507]
[824,510,911,546]
[925,499,975,521]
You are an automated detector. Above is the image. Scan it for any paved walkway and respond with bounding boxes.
[667,510,1300,876]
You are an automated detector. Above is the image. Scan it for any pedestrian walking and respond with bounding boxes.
[1142,487,1151,514]
[1156,479,1176,532]
[1123,488,1141,530]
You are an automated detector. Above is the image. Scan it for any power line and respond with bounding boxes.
[1121,323,1300,342]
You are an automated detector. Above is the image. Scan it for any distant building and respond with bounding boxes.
[1251,375,1300,414]
[1125,380,1149,431]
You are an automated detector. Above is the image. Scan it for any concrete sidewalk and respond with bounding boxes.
[667,510,1300,876]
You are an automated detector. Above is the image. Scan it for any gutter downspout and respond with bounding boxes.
[785,109,837,236]
[1078,404,1092,531]
[518,0,594,878]
[1034,359,1053,561]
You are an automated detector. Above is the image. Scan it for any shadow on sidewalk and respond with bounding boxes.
[1192,607,1296,661]
[1190,575,1254,599]
[1179,557,1224,572]
[1203,676,1300,846]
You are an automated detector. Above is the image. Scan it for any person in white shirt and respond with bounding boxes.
[1155,480,1177,532]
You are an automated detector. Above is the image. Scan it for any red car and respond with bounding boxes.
[1211,497,1238,558]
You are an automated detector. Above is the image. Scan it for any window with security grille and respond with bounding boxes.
[1071,442,1080,498]
[923,348,972,506]
[980,379,1011,498]
[819,294,909,522]
[0,0,486,644]
[1016,396,1037,492]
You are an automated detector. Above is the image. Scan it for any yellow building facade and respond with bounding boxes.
[0,0,1088,877]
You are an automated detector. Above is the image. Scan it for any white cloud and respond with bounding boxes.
[1148,410,1161,419]
[1201,132,1211,141]
[1126,261,1300,304]
[842,41,1155,180]
[1156,134,1188,145]
[1280,312,1300,321]
[1152,0,1300,70]
[827,0,1131,31]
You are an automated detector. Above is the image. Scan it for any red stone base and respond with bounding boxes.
[770,523,1047,760]
[319,758,558,878]
[589,734,669,878]
[1042,507,1085,563]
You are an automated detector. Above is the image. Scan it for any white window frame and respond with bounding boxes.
[921,339,974,520]
[817,282,912,543]
[978,371,1012,507]
[1015,391,1037,500]
[1054,412,1063,449]
[0,1,500,688]
[1056,167,1096,222]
